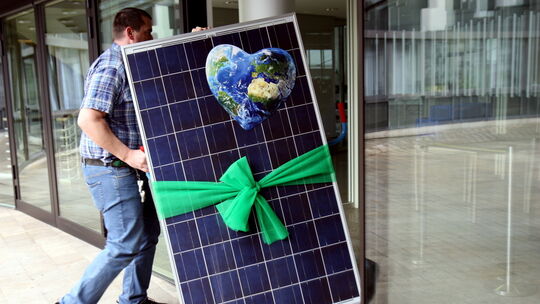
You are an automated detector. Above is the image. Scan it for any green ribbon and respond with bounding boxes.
[151,144,335,244]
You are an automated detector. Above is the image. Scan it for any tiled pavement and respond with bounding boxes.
[0,207,179,304]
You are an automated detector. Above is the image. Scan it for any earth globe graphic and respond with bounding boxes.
[205,44,296,130]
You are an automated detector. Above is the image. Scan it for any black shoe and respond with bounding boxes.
[140,298,166,304]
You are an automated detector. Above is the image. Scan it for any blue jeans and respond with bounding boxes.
[61,164,160,304]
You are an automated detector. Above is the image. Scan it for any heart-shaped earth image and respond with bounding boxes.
[205,44,296,130]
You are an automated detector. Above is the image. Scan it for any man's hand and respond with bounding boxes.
[124,149,149,172]
[192,26,209,32]
[78,108,149,172]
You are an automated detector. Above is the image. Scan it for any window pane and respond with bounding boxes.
[45,0,100,232]
[0,48,14,206]
[4,9,52,212]
[365,1,540,302]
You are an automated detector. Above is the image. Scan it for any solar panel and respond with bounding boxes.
[122,14,360,304]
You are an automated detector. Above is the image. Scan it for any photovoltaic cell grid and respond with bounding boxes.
[124,18,360,304]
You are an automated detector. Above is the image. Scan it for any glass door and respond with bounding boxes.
[4,9,52,212]
[44,0,100,232]
[0,50,15,207]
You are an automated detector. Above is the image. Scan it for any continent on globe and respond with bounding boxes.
[205,44,296,130]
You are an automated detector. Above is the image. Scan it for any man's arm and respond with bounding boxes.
[78,108,148,172]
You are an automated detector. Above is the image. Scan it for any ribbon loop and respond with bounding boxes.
[151,144,335,244]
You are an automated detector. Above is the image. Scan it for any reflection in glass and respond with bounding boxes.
[45,0,100,232]
[0,54,15,206]
[4,9,52,211]
[98,0,182,51]
[365,1,540,302]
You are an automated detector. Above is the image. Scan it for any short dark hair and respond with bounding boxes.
[112,7,152,39]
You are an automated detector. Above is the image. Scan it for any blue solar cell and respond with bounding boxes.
[171,220,201,251]
[309,187,339,218]
[124,18,360,304]
[131,50,160,81]
[176,128,209,159]
[183,156,215,182]
[267,137,298,168]
[290,50,306,77]
[231,235,264,267]
[165,209,193,225]
[169,99,202,131]
[261,238,291,260]
[244,291,273,304]
[203,242,236,274]
[205,122,237,153]
[286,23,300,49]
[238,263,270,296]
[174,248,207,281]
[163,72,196,103]
[211,149,242,177]
[294,250,326,281]
[199,96,230,125]
[185,39,214,69]
[233,123,266,147]
[314,215,346,246]
[212,33,243,49]
[273,285,303,304]
[280,193,311,225]
[261,110,293,141]
[156,44,189,75]
[271,23,293,50]
[197,214,231,246]
[321,243,353,275]
[289,104,318,135]
[152,135,180,165]
[295,131,323,156]
[289,222,319,252]
[276,184,305,198]
[327,271,359,301]
[191,68,212,97]
[181,278,213,304]
[300,278,332,304]
[238,143,272,173]
[146,106,174,135]
[266,256,298,288]
[136,79,167,109]
[209,270,243,302]
[156,162,185,181]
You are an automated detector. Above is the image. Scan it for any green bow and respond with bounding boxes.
[151,144,335,244]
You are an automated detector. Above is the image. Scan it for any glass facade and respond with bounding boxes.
[4,9,53,212]
[365,0,540,302]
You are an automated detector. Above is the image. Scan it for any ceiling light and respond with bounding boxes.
[224,0,238,5]
[325,8,338,12]
[18,19,31,24]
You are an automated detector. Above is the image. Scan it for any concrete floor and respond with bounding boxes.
[0,207,179,304]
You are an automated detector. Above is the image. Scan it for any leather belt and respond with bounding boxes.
[82,158,129,167]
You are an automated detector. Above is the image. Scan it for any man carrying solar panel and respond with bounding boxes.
[56,7,162,304]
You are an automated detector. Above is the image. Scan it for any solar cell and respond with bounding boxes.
[122,13,360,304]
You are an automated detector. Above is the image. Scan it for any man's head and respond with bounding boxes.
[113,7,153,45]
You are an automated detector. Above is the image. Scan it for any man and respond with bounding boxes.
[58,7,161,304]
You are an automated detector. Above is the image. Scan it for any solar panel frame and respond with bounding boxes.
[122,13,361,304]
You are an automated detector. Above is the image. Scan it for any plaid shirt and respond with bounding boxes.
[79,43,141,162]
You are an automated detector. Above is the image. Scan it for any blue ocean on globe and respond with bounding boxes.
[205,44,296,130]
